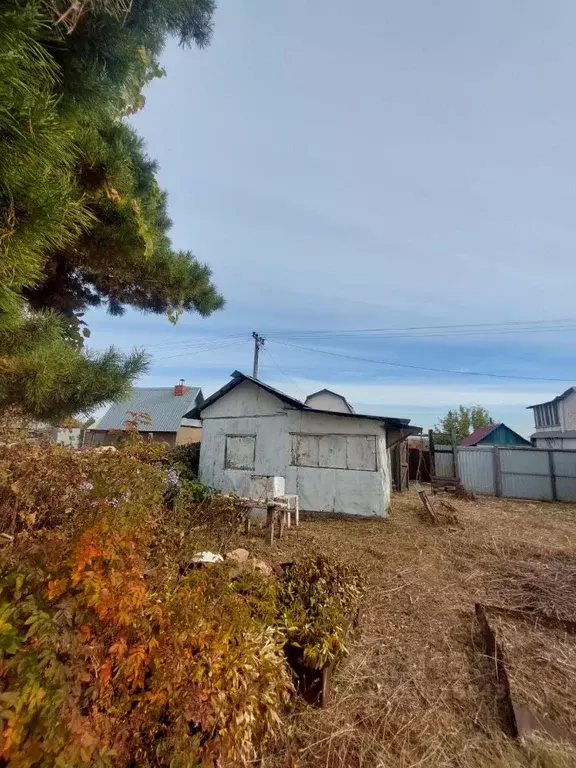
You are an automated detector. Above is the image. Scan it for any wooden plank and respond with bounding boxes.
[265,503,276,546]
[418,490,439,523]
[428,429,436,477]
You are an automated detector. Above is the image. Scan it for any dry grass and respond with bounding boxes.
[238,489,576,767]
[492,614,576,735]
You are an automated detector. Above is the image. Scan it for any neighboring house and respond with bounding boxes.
[185,370,421,517]
[86,381,203,447]
[461,423,531,447]
[528,387,576,449]
[304,388,355,414]
[52,427,82,448]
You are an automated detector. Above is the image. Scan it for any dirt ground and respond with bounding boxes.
[243,489,576,768]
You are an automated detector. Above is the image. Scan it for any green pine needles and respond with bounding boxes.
[0,0,222,421]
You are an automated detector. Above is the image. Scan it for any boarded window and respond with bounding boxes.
[225,435,256,470]
[318,435,347,469]
[346,436,377,471]
[292,434,319,467]
[291,434,377,471]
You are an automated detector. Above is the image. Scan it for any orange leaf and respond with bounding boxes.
[47,578,68,601]
[99,661,112,685]
[79,623,92,642]
[109,635,128,658]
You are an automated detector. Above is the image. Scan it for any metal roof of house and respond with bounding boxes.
[527,387,576,409]
[460,423,501,446]
[92,387,202,433]
[185,371,420,433]
[460,422,530,446]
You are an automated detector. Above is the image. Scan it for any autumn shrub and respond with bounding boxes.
[278,555,366,669]
[0,441,367,765]
[150,494,248,577]
[119,434,212,502]
[165,441,201,478]
[0,440,164,540]
[0,442,291,767]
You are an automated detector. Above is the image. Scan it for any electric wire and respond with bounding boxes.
[261,316,576,337]
[153,338,247,361]
[268,339,575,383]
[262,347,308,399]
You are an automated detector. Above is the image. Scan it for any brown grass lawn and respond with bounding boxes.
[243,489,576,768]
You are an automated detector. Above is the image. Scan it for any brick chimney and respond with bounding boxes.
[173,378,190,396]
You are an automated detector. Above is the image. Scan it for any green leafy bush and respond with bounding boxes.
[119,435,211,501]
[278,555,366,669]
[165,442,201,478]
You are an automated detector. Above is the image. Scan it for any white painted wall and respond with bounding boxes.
[534,437,576,450]
[305,391,353,413]
[561,391,576,431]
[199,380,391,516]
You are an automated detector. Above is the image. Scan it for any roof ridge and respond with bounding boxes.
[186,371,418,431]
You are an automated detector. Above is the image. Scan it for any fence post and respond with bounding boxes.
[428,429,436,478]
[493,447,502,497]
[548,450,557,501]
[452,444,458,480]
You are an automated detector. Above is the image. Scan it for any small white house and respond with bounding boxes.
[529,387,576,449]
[185,371,421,517]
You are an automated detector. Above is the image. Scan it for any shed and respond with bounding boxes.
[185,371,421,517]
[460,423,530,447]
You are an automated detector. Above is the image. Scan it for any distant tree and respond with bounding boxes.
[433,405,493,444]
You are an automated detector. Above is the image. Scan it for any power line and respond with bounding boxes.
[268,339,575,383]
[144,333,246,350]
[263,325,576,341]
[153,339,247,361]
[263,347,307,398]
[262,317,576,338]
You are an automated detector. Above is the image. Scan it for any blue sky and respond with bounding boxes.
[88,0,576,436]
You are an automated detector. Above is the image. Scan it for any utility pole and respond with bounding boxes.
[252,332,265,379]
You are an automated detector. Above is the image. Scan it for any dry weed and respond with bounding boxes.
[250,489,576,767]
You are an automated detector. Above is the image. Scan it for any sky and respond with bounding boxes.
[88,0,576,436]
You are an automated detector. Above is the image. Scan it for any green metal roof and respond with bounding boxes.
[92,387,202,433]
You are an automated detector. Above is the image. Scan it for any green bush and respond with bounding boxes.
[278,555,366,669]
[165,442,200,478]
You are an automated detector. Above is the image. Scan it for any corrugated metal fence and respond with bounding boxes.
[434,445,576,502]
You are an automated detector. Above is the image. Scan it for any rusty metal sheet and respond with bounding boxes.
[475,603,576,746]
[481,603,576,637]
